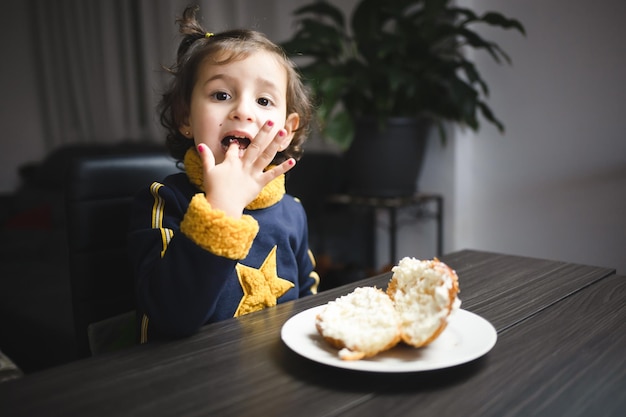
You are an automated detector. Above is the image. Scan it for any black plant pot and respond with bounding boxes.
[342,117,430,197]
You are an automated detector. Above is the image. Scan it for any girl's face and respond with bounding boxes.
[180,50,299,164]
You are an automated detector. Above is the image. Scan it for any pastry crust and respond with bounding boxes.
[315,257,461,359]
[315,287,401,360]
[387,257,461,347]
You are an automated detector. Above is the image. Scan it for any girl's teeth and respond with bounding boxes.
[221,136,251,150]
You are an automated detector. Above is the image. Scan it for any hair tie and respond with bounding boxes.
[205,32,214,38]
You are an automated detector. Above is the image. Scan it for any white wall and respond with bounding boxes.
[457,0,625,274]
[408,0,626,274]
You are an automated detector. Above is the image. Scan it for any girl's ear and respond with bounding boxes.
[179,119,192,138]
[283,112,300,143]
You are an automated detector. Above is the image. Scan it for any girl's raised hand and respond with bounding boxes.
[198,120,296,218]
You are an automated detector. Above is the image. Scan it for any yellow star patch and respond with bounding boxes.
[234,246,294,317]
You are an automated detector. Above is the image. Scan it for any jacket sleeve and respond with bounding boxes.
[127,181,258,339]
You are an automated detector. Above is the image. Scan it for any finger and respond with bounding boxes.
[223,140,242,161]
[252,129,287,171]
[242,120,279,164]
[197,143,215,171]
[261,157,296,184]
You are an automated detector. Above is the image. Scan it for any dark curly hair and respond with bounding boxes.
[159,5,313,163]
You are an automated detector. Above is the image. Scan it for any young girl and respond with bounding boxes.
[128,6,318,342]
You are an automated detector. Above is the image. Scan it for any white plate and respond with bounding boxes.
[281,306,497,372]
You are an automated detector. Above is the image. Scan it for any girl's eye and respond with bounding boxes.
[257,97,271,107]
[213,92,231,101]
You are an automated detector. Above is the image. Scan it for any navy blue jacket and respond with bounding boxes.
[128,170,318,342]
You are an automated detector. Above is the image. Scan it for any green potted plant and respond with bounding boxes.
[282,0,525,196]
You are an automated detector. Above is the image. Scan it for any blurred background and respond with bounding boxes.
[2,0,624,273]
[0,0,624,371]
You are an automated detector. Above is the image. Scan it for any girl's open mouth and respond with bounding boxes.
[221,135,251,152]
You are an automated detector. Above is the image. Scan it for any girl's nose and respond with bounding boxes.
[230,99,254,122]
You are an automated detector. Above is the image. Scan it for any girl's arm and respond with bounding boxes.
[128,179,258,339]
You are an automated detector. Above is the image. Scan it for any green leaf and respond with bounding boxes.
[434,119,447,146]
[480,12,526,36]
[449,6,479,24]
[324,111,354,150]
[456,26,508,64]
[293,1,346,29]
[282,0,525,147]
[477,101,504,132]
[457,60,489,96]
[314,77,346,118]
[283,20,345,57]
[351,0,387,42]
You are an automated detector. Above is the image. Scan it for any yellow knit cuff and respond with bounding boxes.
[180,194,259,260]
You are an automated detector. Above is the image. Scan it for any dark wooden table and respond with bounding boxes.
[1,250,624,417]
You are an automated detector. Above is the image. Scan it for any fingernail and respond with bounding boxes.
[278,130,285,137]
[267,120,274,127]
[288,159,295,166]
[197,144,204,153]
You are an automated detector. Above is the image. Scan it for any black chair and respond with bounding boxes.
[65,153,179,358]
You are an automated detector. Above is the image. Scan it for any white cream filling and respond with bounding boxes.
[391,257,461,344]
[317,287,399,353]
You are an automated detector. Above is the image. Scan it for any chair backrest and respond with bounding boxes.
[65,153,179,357]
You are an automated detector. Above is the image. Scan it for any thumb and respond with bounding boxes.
[197,143,215,170]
